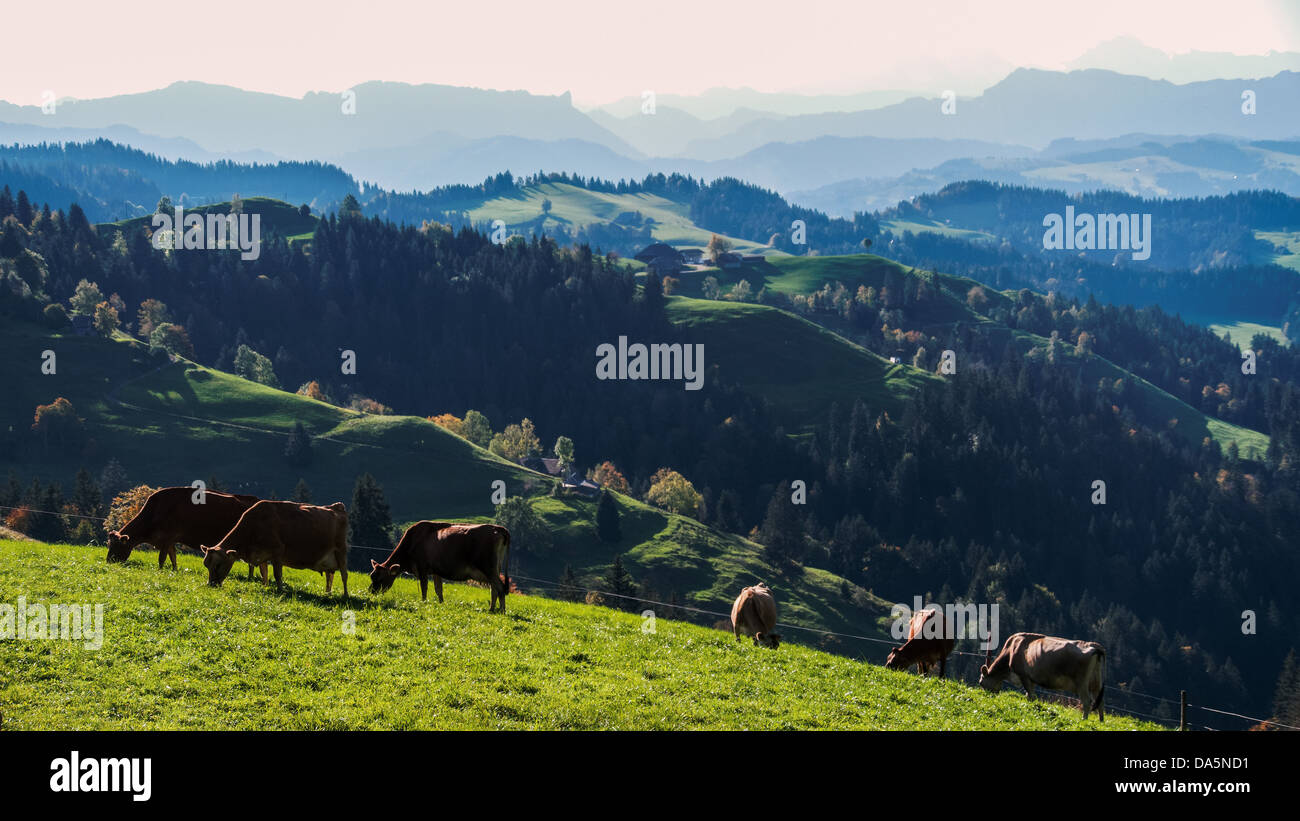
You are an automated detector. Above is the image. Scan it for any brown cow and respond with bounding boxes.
[106,487,262,574]
[368,522,511,612]
[200,501,349,597]
[885,607,955,677]
[730,584,781,648]
[979,632,1107,721]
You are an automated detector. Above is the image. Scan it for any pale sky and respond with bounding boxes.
[2,0,1297,106]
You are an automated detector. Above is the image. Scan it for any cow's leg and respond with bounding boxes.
[274,563,284,589]
[1020,676,1035,701]
[939,656,947,679]
[247,563,255,580]
[1078,685,1090,720]
[418,572,428,602]
[491,576,505,612]
[340,566,348,600]
[325,571,334,594]
[158,546,167,570]
[260,563,269,584]
[433,576,444,604]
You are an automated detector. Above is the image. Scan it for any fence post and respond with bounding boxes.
[1180,690,1187,731]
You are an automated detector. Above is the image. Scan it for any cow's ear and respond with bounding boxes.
[370,559,379,570]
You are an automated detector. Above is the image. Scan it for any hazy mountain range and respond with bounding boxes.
[1,49,1298,213]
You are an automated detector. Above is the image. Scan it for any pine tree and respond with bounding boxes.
[98,459,128,503]
[292,478,313,503]
[1273,649,1300,729]
[596,489,621,542]
[759,481,805,567]
[350,473,393,552]
[606,554,637,610]
[72,468,102,517]
[560,564,580,602]
[284,421,313,467]
[31,482,66,543]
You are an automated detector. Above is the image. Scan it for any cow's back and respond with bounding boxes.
[1022,635,1101,689]
[732,585,776,635]
[422,523,503,580]
[125,487,258,545]
[224,501,347,571]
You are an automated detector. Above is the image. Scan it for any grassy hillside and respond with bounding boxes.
[666,295,937,431]
[666,254,1267,458]
[0,541,1156,731]
[463,181,770,253]
[98,196,319,245]
[0,317,896,639]
[1207,320,1287,349]
[671,253,1013,325]
[1253,229,1300,273]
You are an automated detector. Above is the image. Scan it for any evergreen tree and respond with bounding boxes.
[1273,649,1300,729]
[292,478,313,503]
[759,481,805,568]
[283,421,313,467]
[72,467,102,517]
[560,564,580,602]
[30,482,66,543]
[606,554,637,610]
[349,473,393,552]
[596,489,621,542]
[98,458,129,502]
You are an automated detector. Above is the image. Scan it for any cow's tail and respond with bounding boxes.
[500,527,511,595]
[1092,647,1107,715]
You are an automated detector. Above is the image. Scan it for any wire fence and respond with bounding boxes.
[2,501,1296,731]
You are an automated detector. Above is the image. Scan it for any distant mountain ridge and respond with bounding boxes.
[2,68,1298,196]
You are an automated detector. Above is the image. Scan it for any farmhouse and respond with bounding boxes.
[521,456,563,476]
[716,252,743,269]
[634,242,684,275]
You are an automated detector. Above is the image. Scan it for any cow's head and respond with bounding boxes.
[884,645,908,669]
[369,559,401,594]
[200,545,238,586]
[105,531,131,563]
[761,632,782,649]
[978,663,1009,692]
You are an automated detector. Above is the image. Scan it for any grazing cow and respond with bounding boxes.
[369,521,511,612]
[979,632,1107,721]
[730,584,781,648]
[885,607,955,677]
[106,487,263,574]
[200,501,349,597]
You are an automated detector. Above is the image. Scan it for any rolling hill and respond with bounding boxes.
[0,316,901,641]
[0,540,1156,730]
[666,254,1268,458]
[462,181,771,253]
[99,196,320,246]
[665,295,937,431]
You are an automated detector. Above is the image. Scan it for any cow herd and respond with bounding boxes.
[104,486,512,610]
[733,589,1108,721]
[108,487,1105,720]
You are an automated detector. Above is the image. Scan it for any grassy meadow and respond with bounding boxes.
[0,540,1157,731]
